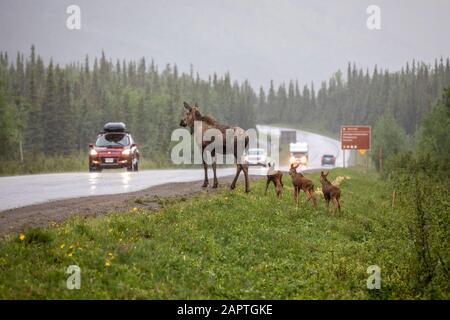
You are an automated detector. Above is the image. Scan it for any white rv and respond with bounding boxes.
[289,142,309,166]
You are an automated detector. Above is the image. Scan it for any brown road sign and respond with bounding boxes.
[341,125,371,150]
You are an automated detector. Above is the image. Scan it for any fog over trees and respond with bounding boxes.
[1,46,449,163]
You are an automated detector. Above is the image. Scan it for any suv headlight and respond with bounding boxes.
[89,149,97,156]
[122,149,131,156]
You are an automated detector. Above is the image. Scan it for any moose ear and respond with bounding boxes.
[325,171,329,176]
[183,101,192,111]
[194,102,199,108]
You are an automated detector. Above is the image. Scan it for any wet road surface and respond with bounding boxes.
[0,126,348,211]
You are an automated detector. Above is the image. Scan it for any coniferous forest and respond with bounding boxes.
[1,46,449,168]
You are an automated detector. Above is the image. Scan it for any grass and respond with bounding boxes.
[0,154,89,176]
[0,168,445,299]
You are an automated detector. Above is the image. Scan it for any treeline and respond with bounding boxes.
[0,46,257,162]
[258,59,450,135]
[1,45,450,165]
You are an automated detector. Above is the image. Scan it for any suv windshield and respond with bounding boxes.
[292,152,307,156]
[96,134,129,147]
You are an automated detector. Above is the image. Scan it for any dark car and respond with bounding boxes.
[88,122,140,172]
[321,154,336,166]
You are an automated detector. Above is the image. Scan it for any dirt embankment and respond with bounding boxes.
[0,176,262,237]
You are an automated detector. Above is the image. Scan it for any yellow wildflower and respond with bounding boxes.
[105,260,111,267]
[67,252,73,257]
[60,244,65,249]
[19,233,26,241]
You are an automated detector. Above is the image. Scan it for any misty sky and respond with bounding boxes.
[1,0,449,89]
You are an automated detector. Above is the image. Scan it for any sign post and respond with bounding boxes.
[341,125,371,168]
[343,149,345,168]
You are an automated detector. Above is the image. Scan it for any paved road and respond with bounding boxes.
[0,125,349,211]
[0,168,240,211]
[256,125,351,171]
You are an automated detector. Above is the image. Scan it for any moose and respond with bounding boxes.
[179,102,250,192]
[289,163,317,208]
[265,162,283,198]
[320,171,341,214]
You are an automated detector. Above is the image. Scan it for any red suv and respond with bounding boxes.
[88,123,140,172]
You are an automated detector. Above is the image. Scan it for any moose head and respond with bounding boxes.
[179,101,202,128]
[289,163,301,177]
[320,171,330,184]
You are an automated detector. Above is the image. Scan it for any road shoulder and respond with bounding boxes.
[0,176,262,237]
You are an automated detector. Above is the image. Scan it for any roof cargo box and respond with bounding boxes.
[103,122,126,132]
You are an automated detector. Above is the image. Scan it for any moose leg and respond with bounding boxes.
[212,156,218,188]
[230,164,242,190]
[304,188,317,208]
[333,197,341,215]
[305,190,311,203]
[272,180,278,197]
[242,163,250,193]
[202,159,209,188]
[332,197,339,215]
[324,194,331,211]
[294,187,298,206]
[265,179,270,195]
[309,190,318,209]
[276,181,282,198]
[337,197,341,214]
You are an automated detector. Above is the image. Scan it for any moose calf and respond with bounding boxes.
[265,162,283,198]
[289,164,317,208]
[320,171,341,214]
